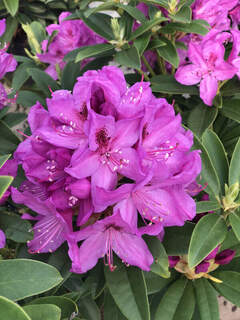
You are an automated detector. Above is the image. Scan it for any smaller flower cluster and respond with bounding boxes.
[175,0,240,106]
[12,66,201,273]
[169,246,235,282]
[37,12,105,80]
[0,19,17,109]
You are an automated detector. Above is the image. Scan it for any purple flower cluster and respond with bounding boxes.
[175,0,240,106]
[12,66,201,273]
[37,12,105,80]
[0,19,17,109]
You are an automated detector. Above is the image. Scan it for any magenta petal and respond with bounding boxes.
[91,164,117,190]
[195,261,210,274]
[68,178,91,199]
[0,230,6,248]
[0,19,6,37]
[112,231,154,271]
[175,64,201,85]
[200,76,218,106]
[168,256,180,268]
[77,197,93,226]
[215,249,236,265]
[205,246,220,260]
[115,198,138,231]
[113,118,140,148]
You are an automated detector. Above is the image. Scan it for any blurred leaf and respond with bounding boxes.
[162,19,209,35]
[170,6,192,23]
[212,271,240,306]
[144,272,174,295]
[3,113,27,127]
[78,297,101,320]
[0,296,30,320]
[229,138,240,186]
[61,61,82,90]
[221,77,240,96]
[3,0,19,16]
[12,62,36,92]
[0,154,10,169]
[0,211,33,243]
[0,17,18,47]
[0,259,63,301]
[151,75,198,95]
[155,277,194,320]
[17,90,45,107]
[29,296,78,319]
[202,130,229,194]
[187,104,218,137]
[162,222,194,255]
[0,175,13,198]
[105,264,150,320]
[23,304,61,320]
[194,278,219,320]
[196,201,221,213]
[22,21,46,54]
[104,290,127,320]
[157,37,179,68]
[0,120,20,154]
[188,213,228,268]
[221,99,240,123]
[115,47,141,70]
[27,68,60,97]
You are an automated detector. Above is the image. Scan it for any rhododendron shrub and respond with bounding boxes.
[1,0,240,319]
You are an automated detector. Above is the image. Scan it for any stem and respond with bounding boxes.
[141,55,155,76]
[156,50,166,74]
[137,69,150,81]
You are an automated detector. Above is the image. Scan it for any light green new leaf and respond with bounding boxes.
[0,175,13,198]
[3,0,19,16]
[0,296,31,320]
[0,259,63,301]
[0,154,11,169]
[229,138,240,186]
[188,213,228,268]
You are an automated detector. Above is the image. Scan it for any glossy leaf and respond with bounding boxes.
[3,113,27,128]
[12,62,35,92]
[187,104,218,137]
[157,38,179,68]
[170,6,192,23]
[0,296,31,320]
[154,277,190,320]
[23,304,61,320]
[202,130,229,194]
[0,259,63,301]
[196,201,221,213]
[128,17,167,41]
[188,213,228,268]
[212,271,240,306]
[104,290,127,320]
[29,296,77,319]
[162,19,209,35]
[105,264,150,320]
[78,297,101,320]
[194,279,219,320]
[229,211,240,241]
[134,32,151,56]
[75,44,115,63]
[221,99,240,123]
[144,271,173,295]
[229,138,240,186]
[115,47,141,70]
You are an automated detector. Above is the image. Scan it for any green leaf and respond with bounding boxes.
[211,271,240,306]
[29,296,77,319]
[0,17,18,47]
[0,175,13,198]
[162,19,209,35]
[3,113,27,128]
[0,154,11,169]
[145,236,170,278]
[221,99,240,123]
[187,104,218,137]
[193,134,220,196]
[12,62,35,92]
[105,264,150,320]
[117,4,146,23]
[144,271,173,294]
[134,32,151,56]
[202,130,229,194]
[229,138,240,186]
[196,201,221,213]
[22,22,46,54]
[162,222,194,255]
[115,47,141,70]
[78,297,101,320]
[27,68,60,97]
[155,277,193,320]
[157,38,179,68]
[170,6,192,23]
[17,90,45,107]
[221,77,240,96]
[104,290,127,320]
[188,213,228,268]
[0,259,63,301]
[23,304,61,320]
[3,0,19,16]
[229,211,240,241]
[0,211,33,243]
[0,120,20,154]
[0,296,31,320]
[151,75,198,95]
[61,61,82,90]
[194,278,219,320]
[128,17,168,41]
[75,44,115,62]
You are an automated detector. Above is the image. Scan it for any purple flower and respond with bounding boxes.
[67,210,153,273]
[0,159,18,204]
[0,19,6,37]
[0,230,5,249]
[175,39,236,106]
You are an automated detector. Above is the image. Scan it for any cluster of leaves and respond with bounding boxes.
[1,0,240,319]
